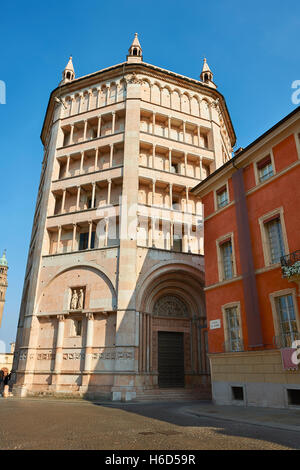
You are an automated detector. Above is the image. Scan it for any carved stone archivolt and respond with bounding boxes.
[70,288,85,310]
[153,295,189,318]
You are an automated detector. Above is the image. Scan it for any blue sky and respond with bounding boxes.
[0,0,299,347]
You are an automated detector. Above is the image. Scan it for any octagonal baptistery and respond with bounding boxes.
[13,34,236,401]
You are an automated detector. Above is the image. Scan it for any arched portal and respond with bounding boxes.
[154,295,188,387]
[136,263,210,392]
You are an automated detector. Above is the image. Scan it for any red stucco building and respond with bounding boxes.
[192,107,300,408]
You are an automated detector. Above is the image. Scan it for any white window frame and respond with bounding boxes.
[214,181,230,211]
[269,288,300,347]
[253,150,276,186]
[258,207,289,267]
[222,301,243,352]
[216,232,237,282]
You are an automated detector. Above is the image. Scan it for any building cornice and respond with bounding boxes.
[41,61,236,147]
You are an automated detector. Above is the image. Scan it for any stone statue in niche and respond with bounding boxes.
[70,288,85,310]
[78,289,84,310]
[70,289,78,310]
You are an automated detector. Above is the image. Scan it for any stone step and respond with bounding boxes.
[135,387,211,402]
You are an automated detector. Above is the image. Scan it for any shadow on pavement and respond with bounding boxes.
[93,400,300,449]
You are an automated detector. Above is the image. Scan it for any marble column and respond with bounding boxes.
[199,157,203,180]
[72,224,77,251]
[107,179,112,205]
[88,221,93,249]
[91,183,96,209]
[61,189,66,214]
[76,186,81,211]
[66,155,70,177]
[80,151,85,174]
[83,313,94,372]
[51,314,65,386]
[109,144,114,167]
[152,179,156,206]
[94,148,99,171]
[57,225,62,254]
[184,152,188,176]
[70,125,74,145]
[97,115,102,138]
[112,112,116,134]
[83,120,88,141]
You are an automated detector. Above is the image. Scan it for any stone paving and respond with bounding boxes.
[0,397,299,450]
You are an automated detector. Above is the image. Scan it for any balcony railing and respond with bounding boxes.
[281,250,300,267]
[281,250,300,279]
[273,331,300,349]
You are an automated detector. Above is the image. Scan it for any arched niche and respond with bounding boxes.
[141,80,151,101]
[118,80,127,101]
[109,83,117,104]
[191,96,200,116]
[161,87,171,108]
[172,90,181,110]
[181,93,190,114]
[200,99,211,120]
[37,265,117,314]
[151,83,161,105]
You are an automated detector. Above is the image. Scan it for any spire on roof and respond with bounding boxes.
[200,58,216,88]
[0,249,8,267]
[60,56,75,85]
[127,33,143,63]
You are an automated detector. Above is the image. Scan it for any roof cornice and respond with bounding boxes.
[41,61,236,146]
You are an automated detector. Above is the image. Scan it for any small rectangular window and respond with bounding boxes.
[257,156,273,182]
[287,389,300,406]
[216,186,229,209]
[79,232,95,250]
[171,163,179,174]
[79,233,88,250]
[265,218,285,263]
[232,386,244,401]
[221,240,233,280]
[172,196,180,211]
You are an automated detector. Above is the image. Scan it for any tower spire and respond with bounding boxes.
[60,56,75,85]
[127,33,143,63]
[0,249,8,328]
[200,58,216,88]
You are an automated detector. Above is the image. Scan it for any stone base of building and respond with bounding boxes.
[209,350,300,408]
[12,371,210,402]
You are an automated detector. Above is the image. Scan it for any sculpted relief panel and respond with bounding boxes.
[153,295,189,318]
